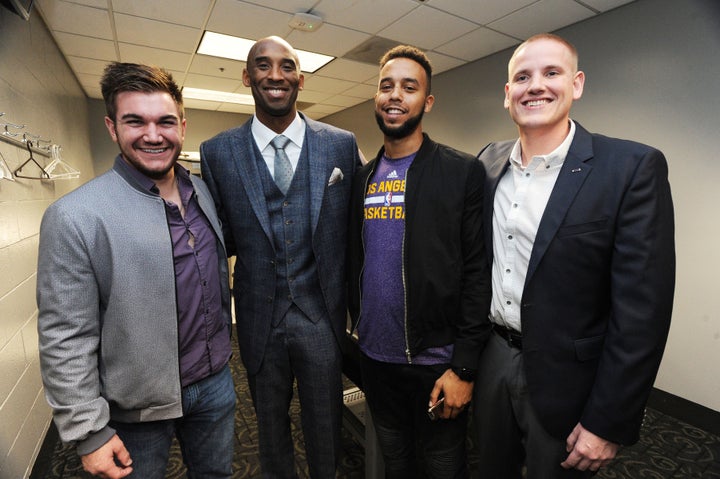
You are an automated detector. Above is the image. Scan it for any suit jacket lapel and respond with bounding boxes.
[304,116,326,235]
[525,124,594,284]
[232,120,274,245]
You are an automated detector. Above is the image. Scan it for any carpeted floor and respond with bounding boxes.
[35,344,720,478]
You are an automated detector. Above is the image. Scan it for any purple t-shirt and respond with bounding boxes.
[359,153,452,365]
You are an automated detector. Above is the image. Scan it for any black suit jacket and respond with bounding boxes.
[478,122,675,445]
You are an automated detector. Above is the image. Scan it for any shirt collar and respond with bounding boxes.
[114,155,191,195]
[251,112,305,151]
[509,119,577,170]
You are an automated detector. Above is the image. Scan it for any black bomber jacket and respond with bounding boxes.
[347,134,492,371]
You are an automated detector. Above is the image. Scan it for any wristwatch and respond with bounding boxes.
[452,366,476,382]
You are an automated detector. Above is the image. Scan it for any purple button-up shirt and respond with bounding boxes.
[118,158,230,387]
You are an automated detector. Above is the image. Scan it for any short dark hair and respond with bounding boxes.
[100,62,184,121]
[379,45,433,94]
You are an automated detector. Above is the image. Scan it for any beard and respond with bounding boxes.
[374,109,424,139]
[117,143,176,180]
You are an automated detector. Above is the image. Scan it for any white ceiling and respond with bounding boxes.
[35,0,635,120]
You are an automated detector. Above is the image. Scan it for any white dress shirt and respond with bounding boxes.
[490,120,577,332]
[251,113,306,179]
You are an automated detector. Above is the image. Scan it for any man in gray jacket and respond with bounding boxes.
[37,63,235,479]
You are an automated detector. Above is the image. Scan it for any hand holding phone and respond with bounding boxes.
[427,397,445,420]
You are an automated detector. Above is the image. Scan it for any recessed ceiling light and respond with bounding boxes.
[182,87,255,105]
[197,31,335,73]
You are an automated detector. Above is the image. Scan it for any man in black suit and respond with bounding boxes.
[473,33,675,478]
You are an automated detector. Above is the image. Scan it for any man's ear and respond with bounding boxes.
[104,116,118,142]
[573,71,585,101]
[424,94,435,113]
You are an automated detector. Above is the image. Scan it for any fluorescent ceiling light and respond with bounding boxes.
[197,31,335,73]
[183,87,255,105]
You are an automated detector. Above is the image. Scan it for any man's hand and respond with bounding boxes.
[561,423,619,471]
[428,368,473,420]
[81,434,133,479]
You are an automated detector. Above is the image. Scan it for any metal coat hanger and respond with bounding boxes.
[14,140,50,179]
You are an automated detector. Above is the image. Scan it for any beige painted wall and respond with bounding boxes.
[0,6,96,478]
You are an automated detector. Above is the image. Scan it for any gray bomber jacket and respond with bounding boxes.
[37,157,231,455]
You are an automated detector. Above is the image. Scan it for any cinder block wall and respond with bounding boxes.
[0,7,95,478]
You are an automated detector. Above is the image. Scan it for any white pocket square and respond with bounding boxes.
[328,167,344,186]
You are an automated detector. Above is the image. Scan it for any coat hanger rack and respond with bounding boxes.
[14,140,50,180]
[0,112,53,157]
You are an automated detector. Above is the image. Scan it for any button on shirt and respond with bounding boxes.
[490,120,576,332]
[251,112,305,180]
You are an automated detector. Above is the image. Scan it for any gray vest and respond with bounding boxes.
[257,144,327,325]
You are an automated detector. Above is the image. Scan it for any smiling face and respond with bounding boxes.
[104,90,185,180]
[505,37,584,138]
[374,57,434,140]
[243,37,304,129]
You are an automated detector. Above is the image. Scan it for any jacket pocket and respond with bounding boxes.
[574,334,605,361]
[557,218,608,238]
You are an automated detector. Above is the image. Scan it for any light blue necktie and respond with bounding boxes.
[270,135,293,194]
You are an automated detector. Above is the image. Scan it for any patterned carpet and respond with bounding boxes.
[36,345,720,478]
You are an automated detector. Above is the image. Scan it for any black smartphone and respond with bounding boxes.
[427,397,445,420]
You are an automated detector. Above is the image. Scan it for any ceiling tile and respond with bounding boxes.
[302,76,355,95]
[62,0,107,7]
[313,0,419,35]
[114,13,202,53]
[342,83,378,99]
[75,72,102,89]
[206,0,294,41]
[111,0,213,28]
[240,0,316,13]
[435,27,518,62]
[302,103,345,115]
[286,23,371,58]
[35,0,112,39]
[580,0,636,12]
[424,0,537,25]
[488,0,596,39]
[118,43,192,72]
[297,89,335,104]
[188,54,246,80]
[65,56,110,76]
[378,5,478,50]
[424,51,465,75]
[52,32,117,60]
[364,75,379,86]
[182,73,243,92]
[313,58,379,83]
[323,95,367,108]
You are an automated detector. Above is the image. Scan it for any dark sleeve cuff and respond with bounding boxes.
[75,425,117,457]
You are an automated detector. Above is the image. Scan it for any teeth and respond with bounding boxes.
[387,108,404,114]
[142,148,165,153]
[526,100,548,106]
